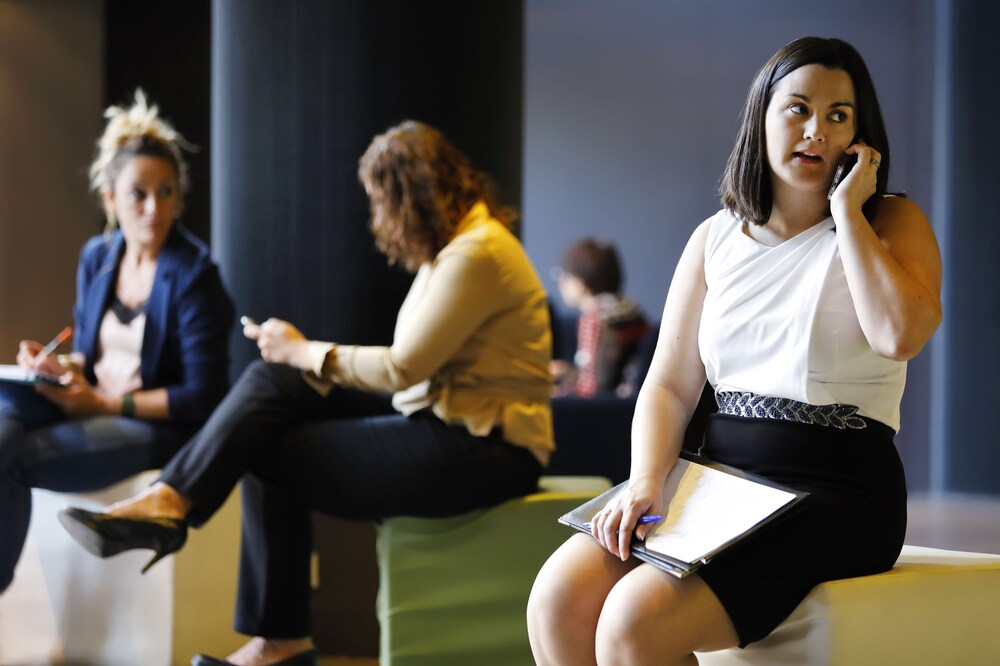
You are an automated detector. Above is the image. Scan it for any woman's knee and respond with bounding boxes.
[528,534,624,636]
[239,358,279,384]
[595,583,655,664]
[530,538,587,613]
[527,543,578,628]
[595,570,736,665]
[233,359,304,401]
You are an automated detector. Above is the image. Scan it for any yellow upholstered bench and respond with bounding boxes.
[696,545,1000,666]
[376,476,612,666]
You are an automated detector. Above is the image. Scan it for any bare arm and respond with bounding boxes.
[591,218,712,559]
[830,146,942,361]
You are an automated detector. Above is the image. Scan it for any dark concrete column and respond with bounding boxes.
[212,0,524,373]
[211,0,524,655]
[105,1,212,243]
[933,0,1000,494]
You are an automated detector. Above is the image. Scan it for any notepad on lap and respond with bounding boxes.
[559,452,808,577]
[0,365,60,385]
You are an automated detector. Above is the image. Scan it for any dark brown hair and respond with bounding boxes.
[720,37,891,225]
[561,237,623,295]
[358,120,514,272]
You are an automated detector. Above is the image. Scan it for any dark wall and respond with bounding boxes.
[523,0,1000,495]
[523,0,944,492]
[104,0,212,243]
[211,0,524,654]
[0,0,103,358]
[935,0,1000,494]
[524,0,935,321]
[213,0,524,372]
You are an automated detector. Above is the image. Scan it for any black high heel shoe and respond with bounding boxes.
[190,648,318,666]
[57,507,187,573]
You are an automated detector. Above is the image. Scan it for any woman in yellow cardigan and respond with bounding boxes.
[60,120,554,666]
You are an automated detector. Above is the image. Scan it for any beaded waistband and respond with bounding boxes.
[716,391,867,430]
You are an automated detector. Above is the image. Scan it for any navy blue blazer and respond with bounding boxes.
[73,225,234,423]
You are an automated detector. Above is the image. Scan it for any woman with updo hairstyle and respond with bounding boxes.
[59,120,553,666]
[0,90,234,595]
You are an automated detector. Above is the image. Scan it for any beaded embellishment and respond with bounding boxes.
[716,391,867,430]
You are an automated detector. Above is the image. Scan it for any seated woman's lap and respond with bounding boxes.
[167,361,541,525]
[0,382,193,491]
[0,383,65,428]
[1,383,64,469]
[529,533,738,662]
[254,410,543,521]
[16,417,195,492]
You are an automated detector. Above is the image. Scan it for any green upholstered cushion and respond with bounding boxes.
[377,476,611,666]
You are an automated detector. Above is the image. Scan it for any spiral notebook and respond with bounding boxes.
[559,451,809,578]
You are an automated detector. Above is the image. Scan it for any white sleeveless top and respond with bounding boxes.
[698,209,906,432]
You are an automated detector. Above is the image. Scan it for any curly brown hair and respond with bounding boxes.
[358,120,514,272]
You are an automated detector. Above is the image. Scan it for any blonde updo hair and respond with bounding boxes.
[89,89,193,231]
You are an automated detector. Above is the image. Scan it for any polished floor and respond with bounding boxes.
[1,494,998,666]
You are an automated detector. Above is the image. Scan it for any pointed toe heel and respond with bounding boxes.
[57,506,187,572]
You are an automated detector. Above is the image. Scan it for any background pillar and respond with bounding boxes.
[211,0,524,654]
[932,0,1000,494]
[213,0,524,372]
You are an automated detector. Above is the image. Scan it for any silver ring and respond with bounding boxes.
[617,529,630,533]
[870,158,880,168]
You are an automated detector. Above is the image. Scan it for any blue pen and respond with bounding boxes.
[582,515,663,531]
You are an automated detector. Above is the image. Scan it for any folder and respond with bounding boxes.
[0,365,60,386]
[559,451,808,578]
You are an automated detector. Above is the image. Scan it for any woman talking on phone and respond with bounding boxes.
[0,91,233,594]
[527,36,941,664]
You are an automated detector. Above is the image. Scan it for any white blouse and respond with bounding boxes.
[698,209,907,432]
[93,309,145,399]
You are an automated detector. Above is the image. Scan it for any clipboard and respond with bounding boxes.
[0,365,62,386]
[559,451,809,578]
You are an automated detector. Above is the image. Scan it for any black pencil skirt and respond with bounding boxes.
[694,412,907,647]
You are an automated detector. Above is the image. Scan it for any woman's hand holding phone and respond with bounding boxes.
[827,153,857,200]
[243,316,312,369]
[828,139,881,218]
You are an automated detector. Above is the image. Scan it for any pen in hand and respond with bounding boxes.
[582,515,663,531]
[34,326,73,365]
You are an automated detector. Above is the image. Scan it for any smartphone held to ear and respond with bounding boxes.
[827,153,857,200]
[828,136,862,200]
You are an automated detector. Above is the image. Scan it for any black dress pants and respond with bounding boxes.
[157,360,543,637]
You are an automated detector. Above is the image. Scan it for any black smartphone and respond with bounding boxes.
[827,136,861,200]
[827,152,858,200]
